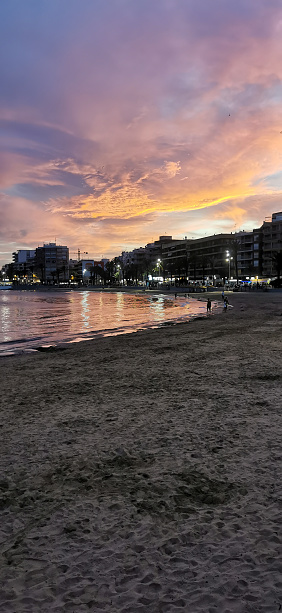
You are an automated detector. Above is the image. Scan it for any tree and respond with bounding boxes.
[183,253,190,279]
[91,265,105,285]
[270,250,282,282]
[189,254,198,282]
[27,263,34,283]
[115,257,125,284]
[139,256,154,282]
[166,258,177,282]
[199,255,208,284]
[208,256,217,285]
[56,267,62,284]
[105,260,115,284]
[6,263,14,282]
[39,263,45,284]
[228,239,239,283]
[176,257,187,283]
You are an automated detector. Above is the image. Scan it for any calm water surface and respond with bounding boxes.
[0,290,214,355]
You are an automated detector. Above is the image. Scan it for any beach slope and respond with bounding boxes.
[0,292,281,612]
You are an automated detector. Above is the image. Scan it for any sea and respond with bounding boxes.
[0,289,218,356]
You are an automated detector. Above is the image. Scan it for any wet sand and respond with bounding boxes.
[0,291,281,612]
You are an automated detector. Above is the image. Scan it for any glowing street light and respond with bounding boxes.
[157,258,162,277]
[226,251,233,279]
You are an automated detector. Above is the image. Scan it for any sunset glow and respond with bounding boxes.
[1,0,282,265]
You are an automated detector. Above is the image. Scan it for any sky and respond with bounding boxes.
[1,0,282,266]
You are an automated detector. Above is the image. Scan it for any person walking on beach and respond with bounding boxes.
[223,297,229,311]
[207,298,211,312]
[222,290,225,300]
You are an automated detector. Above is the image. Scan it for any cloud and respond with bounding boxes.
[1,0,282,265]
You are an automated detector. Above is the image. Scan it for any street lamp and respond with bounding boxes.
[157,258,161,277]
[226,251,233,280]
[116,264,122,284]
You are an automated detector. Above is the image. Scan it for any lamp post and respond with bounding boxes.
[226,251,233,280]
[116,264,122,284]
[157,258,161,278]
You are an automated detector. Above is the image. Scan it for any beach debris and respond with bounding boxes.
[36,345,67,352]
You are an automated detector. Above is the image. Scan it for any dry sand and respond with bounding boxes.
[0,291,281,612]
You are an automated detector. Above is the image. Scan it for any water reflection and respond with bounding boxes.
[116,293,124,322]
[0,290,215,354]
[1,305,11,341]
[81,292,90,328]
[148,296,166,321]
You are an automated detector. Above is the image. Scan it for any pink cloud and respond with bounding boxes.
[1,1,282,265]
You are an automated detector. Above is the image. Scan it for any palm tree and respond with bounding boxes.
[200,255,208,285]
[105,260,115,284]
[27,263,34,284]
[227,239,239,283]
[93,265,105,285]
[270,250,282,282]
[175,257,187,284]
[166,258,176,282]
[39,263,45,284]
[6,263,14,282]
[56,267,62,284]
[62,264,67,282]
[138,255,153,284]
[189,254,198,283]
[208,256,217,285]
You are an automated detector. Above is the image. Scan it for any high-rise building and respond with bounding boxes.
[34,243,69,283]
[260,212,282,277]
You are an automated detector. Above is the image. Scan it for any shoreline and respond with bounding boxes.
[0,291,281,611]
[8,282,282,295]
[0,292,222,359]
[0,291,280,359]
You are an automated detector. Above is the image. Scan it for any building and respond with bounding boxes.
[12,249,36,281]
[13,249,36,265]
[125,213,282,284]
[260,212,282,278]
[79,259,106,284]
[235,230,263,279]
[121,236,180,282]
[3,210,282,286]
[69,258,107,284]
[34,243,69,284]
[162,233,236,283]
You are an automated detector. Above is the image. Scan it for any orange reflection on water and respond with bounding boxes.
[0,290,217,354]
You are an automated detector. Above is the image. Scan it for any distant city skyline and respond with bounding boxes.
[1,0,282,267]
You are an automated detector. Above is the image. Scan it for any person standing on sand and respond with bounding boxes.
[223,297,229,311]
[207,298,211,312]
[222,290,225,300]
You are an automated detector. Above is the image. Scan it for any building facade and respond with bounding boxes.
[12,249,36,281]
[260,212,282,277]
[34,243,69,283]
[73,259,106,284]
[4,211,282,286]
[162,233,236,283]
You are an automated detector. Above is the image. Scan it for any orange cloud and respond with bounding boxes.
[1,0,282,265]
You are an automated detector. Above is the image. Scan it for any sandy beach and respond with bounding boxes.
[0,290,281,612]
